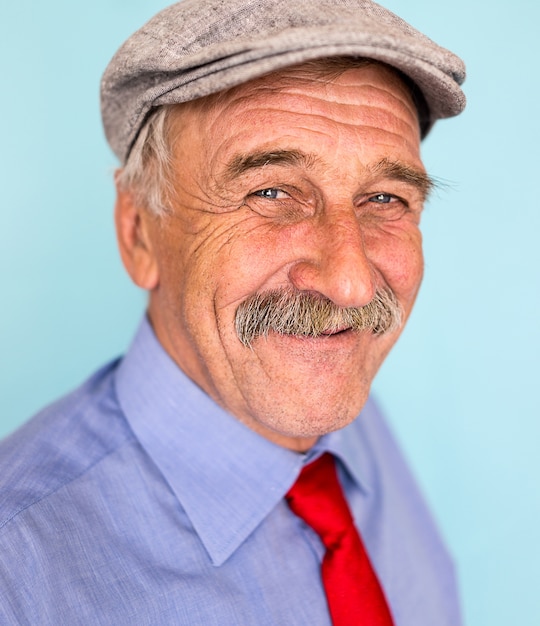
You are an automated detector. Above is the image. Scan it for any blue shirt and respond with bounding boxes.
[0,319,461,625]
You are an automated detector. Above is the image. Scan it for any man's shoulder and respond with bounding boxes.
[0,359,135,532]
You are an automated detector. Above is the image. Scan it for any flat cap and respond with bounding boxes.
[101,0,466,164]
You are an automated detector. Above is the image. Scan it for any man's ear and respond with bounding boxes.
[114,181,159,291]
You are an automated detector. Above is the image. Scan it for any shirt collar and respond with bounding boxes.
[115,317,375,566]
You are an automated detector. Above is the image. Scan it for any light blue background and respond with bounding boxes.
[1,1,538,624]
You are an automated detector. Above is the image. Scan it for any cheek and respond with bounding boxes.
[366,226,424,301]
[151,217,289,350]
[149,222,220,330]
[213,221,294,304]
[156,219,236,298]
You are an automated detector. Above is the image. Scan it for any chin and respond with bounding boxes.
[259,396,367,440]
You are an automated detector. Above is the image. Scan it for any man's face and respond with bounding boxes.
[137,63,428,450]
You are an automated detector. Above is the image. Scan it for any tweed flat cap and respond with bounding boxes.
[101,0,466,164]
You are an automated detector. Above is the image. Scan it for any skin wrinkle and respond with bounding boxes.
[231,104,415,150]
[231,75,417,120]
[120,62,427,451]
[244,85,419,131]
[189,80,419,165]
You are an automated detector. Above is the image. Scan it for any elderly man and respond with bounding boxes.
[0,1,465,624]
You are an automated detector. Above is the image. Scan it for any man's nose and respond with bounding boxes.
[288,210,376,309]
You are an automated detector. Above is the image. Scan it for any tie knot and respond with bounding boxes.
[286,453,355,547]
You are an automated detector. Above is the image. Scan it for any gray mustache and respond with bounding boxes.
[235,288,402,347]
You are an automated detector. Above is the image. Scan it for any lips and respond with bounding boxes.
[319,327,351,337]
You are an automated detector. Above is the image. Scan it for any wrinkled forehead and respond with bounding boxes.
[167,59,425,139]
[160,60,426,187]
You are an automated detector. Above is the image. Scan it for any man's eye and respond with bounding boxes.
[361,192,410,222]
[370,193,397,204]
[253,188,288,200]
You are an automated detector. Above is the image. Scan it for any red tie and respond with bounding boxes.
[286,453,394,626]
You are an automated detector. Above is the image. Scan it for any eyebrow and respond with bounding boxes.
[370,158,435,201]
[224,149,316,180]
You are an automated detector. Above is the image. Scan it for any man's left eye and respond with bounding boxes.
[253,188,288,200]
[369,193,397,204]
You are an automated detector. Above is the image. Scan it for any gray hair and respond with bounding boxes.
[116,106,174,215]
